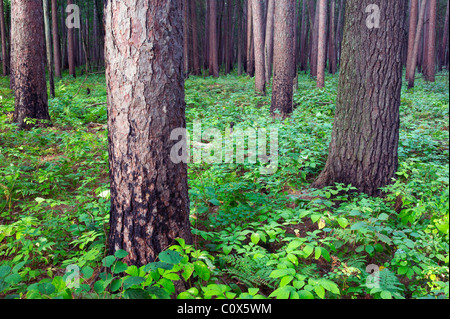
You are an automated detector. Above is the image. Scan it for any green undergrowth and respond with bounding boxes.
[0,69,448,299]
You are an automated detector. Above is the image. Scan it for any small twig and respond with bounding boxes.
[86,102,107,107]
[73,74,89,98]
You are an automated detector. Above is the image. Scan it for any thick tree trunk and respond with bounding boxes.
[209,0,219,77]
[270,0,295,118]
[43,0,55,98]
[406,0,418,81]
[67,0,76,77]
[105,0,193,267]
[407,0,427,89]
[264,0,274,84]
[311,0,407,196]
[11,0,50,129]
[316,0,327,88]
[190,0,201,75]
[0,0,8,76]
[252,0,266,95]
[424,0,436,82]
[237,0,243,75]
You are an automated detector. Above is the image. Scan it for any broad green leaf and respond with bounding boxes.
[314,285,325,299]
[123,276,145,290]
[159,250,183,265]
[251,232,260,245]
[114,249,129,259]
[303,245,314,257]
[314,247,322,260]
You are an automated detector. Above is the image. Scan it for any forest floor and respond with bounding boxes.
[0,70,448,299]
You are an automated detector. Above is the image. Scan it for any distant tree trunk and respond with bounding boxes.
[105,0,193,267]
[0,0,8,76]
[264,0,274,83]
[299,0,309,71]
[424,0,436,82]
[43,0,55,98]
[237,0,243,75]
[316,0,327,88]
[407,0,427,89]
[204,0,209,71]
[328,0,337,74]
[271,0,295,118]
[336,0,345,65]
[252,0,266,95]
[183,0,189,77]
[246,0,255,77]
[440,0,449,70]
[11,0,50,129]
[190,0,201,75]
[406,0,418,81]
[310,0,320,77]
[312,0,407,196]
[292,1,299,90]
[209,0,219,77]
[51,0,61,78]
[67,0,76,78]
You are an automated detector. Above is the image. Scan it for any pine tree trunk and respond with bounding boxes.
[316,0,327,88]
[209,0,219,77]
[51,0,61,78]
[190,0,201,75]
[237,0,243,76]
[406,0,418,81]
[0,0,9,76]
[312,0,407,196]
[43,0,55,98]
[252,0,266,95]
[67,0,76,77]
[183,0,189,77]
[264,0,274,83]
[246,0,255,77]
[105,0,193,267]
[310,0,320,77]
[328,0,337,74]
[299,0,308,71]
[408,0,427,89]
[440,0,449,71]
[11,0,50,129]
[270,0,295,118]
[424,0,436,82]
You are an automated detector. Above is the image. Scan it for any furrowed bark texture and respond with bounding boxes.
[11,0,50,129]
[105,0,193,267]
[270,0,295,118]
[311,0,407,196]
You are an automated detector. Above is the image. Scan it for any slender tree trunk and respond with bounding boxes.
[43,0,55,98]
[246,0,255,77]
[105,0,193,267]
[299,0,308,71]
[190,0,201,75]
[237,0,243,75]
[406,0,418,81]
[0,0,8,76]
[51,0,61,78]
[310,0,320,77]
[440,0,449,71]
[292,1,299,90]
[271,0,295,118]
[424,0,436,82]
[328,0,337,74]
[264,0,274,83]
[209,0,219,77]
[11,0,50,129]
[252,0,266,95]
[67,0,76,77]
[408,0,427,89]
[183,0,189,77]
[316,0,327,88]
[336,0,345,65]
[204,0,210,72]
